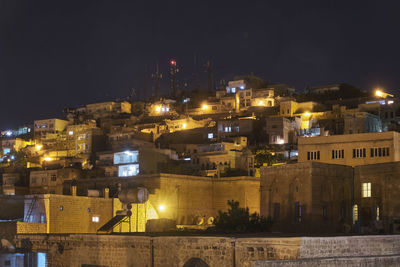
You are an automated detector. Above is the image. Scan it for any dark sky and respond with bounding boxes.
[1,0,400,129]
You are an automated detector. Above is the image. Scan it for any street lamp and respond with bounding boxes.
[158,204,166,212]
[375,89,393,98]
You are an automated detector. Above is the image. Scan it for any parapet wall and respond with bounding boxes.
[11,234,400,267]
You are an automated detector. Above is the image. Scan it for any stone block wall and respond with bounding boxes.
[11,234,400,267]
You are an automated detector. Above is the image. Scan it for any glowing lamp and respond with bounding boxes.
[35,144,42,151]
[182,123,187,129]
[303,112,311,117]
[170,60,176,65]
[43,157,52,162]
[155,106,161,112]
[202,104,208,110]
[375,90,383,97]
[258,100,263,106]
[158,204,166,212]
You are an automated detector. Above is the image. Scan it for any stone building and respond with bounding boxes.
[63,173,260,227]
[260,162,353,233]
[29,168,81,194]
[353,161,400,233]
[298,131,400,167]
[261,160,400,234]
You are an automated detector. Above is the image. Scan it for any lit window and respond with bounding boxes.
[118,164,139,177]
[231,88,236,93]
[166,107,170,112]
[240,86,245,90]
[362,182,371,198]
[114,151,139,164]
[68,131,74,135]
[208,133,213,139]
[353,205,358,224]
[92,216,99,223]
[60,206,64,211]
[376,206,380,221]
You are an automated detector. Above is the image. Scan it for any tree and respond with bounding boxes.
[213,200,271,233]
[254,145,286,167]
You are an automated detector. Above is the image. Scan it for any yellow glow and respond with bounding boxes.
[375,90,383,97]
[158,204,166,212]
[258,100,263,106]
[155,106,161,112]
[35,144,42,151]
[303,112,311,117]
[182,123,187,129]
[43,157,53,161]
[202,104,208,110]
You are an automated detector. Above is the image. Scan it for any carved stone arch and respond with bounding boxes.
[182,257,209,267]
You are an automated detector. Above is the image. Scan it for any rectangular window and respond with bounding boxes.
[379,148,382,157]
[386,147,390,156]
[362,182,371,198]
[118,164,139,177]
[294,202,302,222]
[307,152,310,160]
[376,206,380,221]
[113,151,139,165]
[332,150,335,159]
[322,202,328,220]
[273,203,280,221]
[51,174,56,181]
[370,148,374,157]
[342,149,344,158]
[353,205,358,224]
[363,148,366,157]
[353,149,356,158]
[92,216,100,223]
[317,151,320,160]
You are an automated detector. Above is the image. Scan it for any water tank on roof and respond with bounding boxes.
[118,187,149,204]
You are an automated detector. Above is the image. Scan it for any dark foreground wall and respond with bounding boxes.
[10,234,400,267]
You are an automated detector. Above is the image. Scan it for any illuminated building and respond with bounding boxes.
[298,131,400,167]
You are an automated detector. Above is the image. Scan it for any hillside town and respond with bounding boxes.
[1,75,400,266]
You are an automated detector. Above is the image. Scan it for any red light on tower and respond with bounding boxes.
[170,60,176,65]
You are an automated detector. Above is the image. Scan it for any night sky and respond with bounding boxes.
[1,0,400,129]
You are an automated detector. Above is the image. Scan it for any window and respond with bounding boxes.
[352,148,366,158]
[307,151,320,160]
[294,202,302,222]
[113,151,139,164]
[362,182,371,198]
[370,147,390,157]
[60,206,64,211]
[92,216,100,223]
[376,206,380,221]
[224,126,232,133]
[273,203,280,221]
[353,204,358,224]
[322,203,328,220]
[118,164,139,177]
[208,133,213,139]
[332,149,344,159]
[246,91,251,96]
[51,174,57,181]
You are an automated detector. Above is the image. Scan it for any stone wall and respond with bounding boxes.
[10,234,400,267]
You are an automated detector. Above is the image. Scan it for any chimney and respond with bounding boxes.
[71,185,77,196]
[104,188,109,199]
